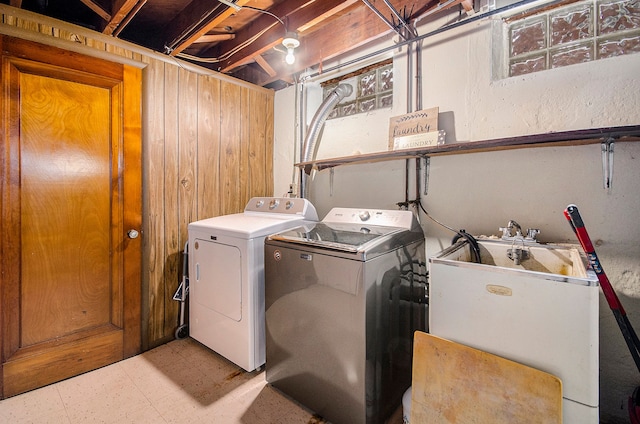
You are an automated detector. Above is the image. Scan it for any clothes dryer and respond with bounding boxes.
[188,197,318,371]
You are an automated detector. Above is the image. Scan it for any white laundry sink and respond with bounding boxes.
[432,238,590,278]
[428,238,599,423]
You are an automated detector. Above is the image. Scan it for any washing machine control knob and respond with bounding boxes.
[359,211,370,221]
[286,200,294,209]
[255,200,264,208]
[269,199,280,210]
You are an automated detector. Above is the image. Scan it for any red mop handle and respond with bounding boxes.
[564,204,625,313]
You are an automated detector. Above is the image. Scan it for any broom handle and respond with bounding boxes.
[564,205,624,312]
[564,204,640,373]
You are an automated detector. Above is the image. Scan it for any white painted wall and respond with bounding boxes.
[273,3,640,422]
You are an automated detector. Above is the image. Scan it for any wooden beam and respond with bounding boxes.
[113,0,147,37]
[79,0,112,21]
[166,0,252,56]
[103,0,145,36]
[250,0,406,86]
[461,0,474,12]
[194,34,236,43]
[216,0,358,72]
[422,0,474,19]
[247,0,468,86]
[254,55,276,77]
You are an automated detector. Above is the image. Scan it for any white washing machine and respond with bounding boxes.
[188,197,318,371]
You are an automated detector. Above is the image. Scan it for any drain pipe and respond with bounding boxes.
[289,77,306,197]
[299,83,353,198]
[415,36,424,203]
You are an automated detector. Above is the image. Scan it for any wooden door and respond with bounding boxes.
[0,36,142,398]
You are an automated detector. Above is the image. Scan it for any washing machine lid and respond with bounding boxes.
[267,207,424,259]
[268,222,422,257]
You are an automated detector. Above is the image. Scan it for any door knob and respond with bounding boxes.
[127,229,139,239]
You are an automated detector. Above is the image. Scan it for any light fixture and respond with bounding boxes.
[217,0,241,11]
[282,32,300,65]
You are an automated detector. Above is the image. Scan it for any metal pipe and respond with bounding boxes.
[407,41,413,113]
[415,39,423,111]
[302,0,549,82]
[382,0,416,38]
[291,78,305,197]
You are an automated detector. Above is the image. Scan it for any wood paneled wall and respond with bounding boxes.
[1,6,275,349]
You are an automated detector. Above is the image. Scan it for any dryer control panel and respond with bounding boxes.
[244,197,318,219]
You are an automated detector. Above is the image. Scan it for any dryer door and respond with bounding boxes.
[192,239,242,321]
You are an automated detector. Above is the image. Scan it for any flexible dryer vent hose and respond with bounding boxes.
[302,83,353,162]
[300,83,353,197]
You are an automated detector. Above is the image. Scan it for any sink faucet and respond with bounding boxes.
[499,220,540,243]
[508,220,522,237]
[499,220,522,239]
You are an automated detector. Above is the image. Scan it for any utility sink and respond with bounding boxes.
[428,238,600,423]
[431,238,593,280]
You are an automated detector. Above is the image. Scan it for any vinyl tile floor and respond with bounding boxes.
[0,337,404,424]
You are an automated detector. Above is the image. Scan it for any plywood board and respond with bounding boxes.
[411,332,562,424]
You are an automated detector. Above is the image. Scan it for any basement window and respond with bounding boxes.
[321,59,393,120]
[505,0,640,77]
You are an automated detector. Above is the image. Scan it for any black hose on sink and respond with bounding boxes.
[451,230,481,264]
[414,200,481,263]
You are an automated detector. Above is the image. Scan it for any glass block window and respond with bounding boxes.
[322,60,393,120]
[506,0,640,77]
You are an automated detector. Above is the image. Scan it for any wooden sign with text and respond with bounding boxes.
[388,107,439,150]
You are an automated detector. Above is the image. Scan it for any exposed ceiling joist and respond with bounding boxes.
[247,0,426,87]
[223,0,469,86]
[79,0,111,22]
[422,0,474,18]
[166,0,252,55]
[254,54,276,77]
[194,33,236,43]
[215,0,359,72]
[112,0,147,37]
[9,0,477,88]
[103,0,146,35]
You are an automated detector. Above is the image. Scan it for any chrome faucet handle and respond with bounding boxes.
[499,226,511,238]
[526,228,540,241]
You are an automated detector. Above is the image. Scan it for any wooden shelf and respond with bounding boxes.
[296,125,640,174]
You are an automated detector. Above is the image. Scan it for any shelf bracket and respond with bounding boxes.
[601,137,615,192]
[330,168,335,197]
[423,156,430,196]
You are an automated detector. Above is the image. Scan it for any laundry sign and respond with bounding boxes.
[388,107,439,150]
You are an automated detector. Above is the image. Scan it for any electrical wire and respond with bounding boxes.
[175,3,286,64]
[176,25,273,63]
[242,5,285,28]
[414,199,481,263]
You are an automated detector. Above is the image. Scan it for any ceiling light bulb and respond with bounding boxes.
[282,32,300,66]
[285,48,295,65]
